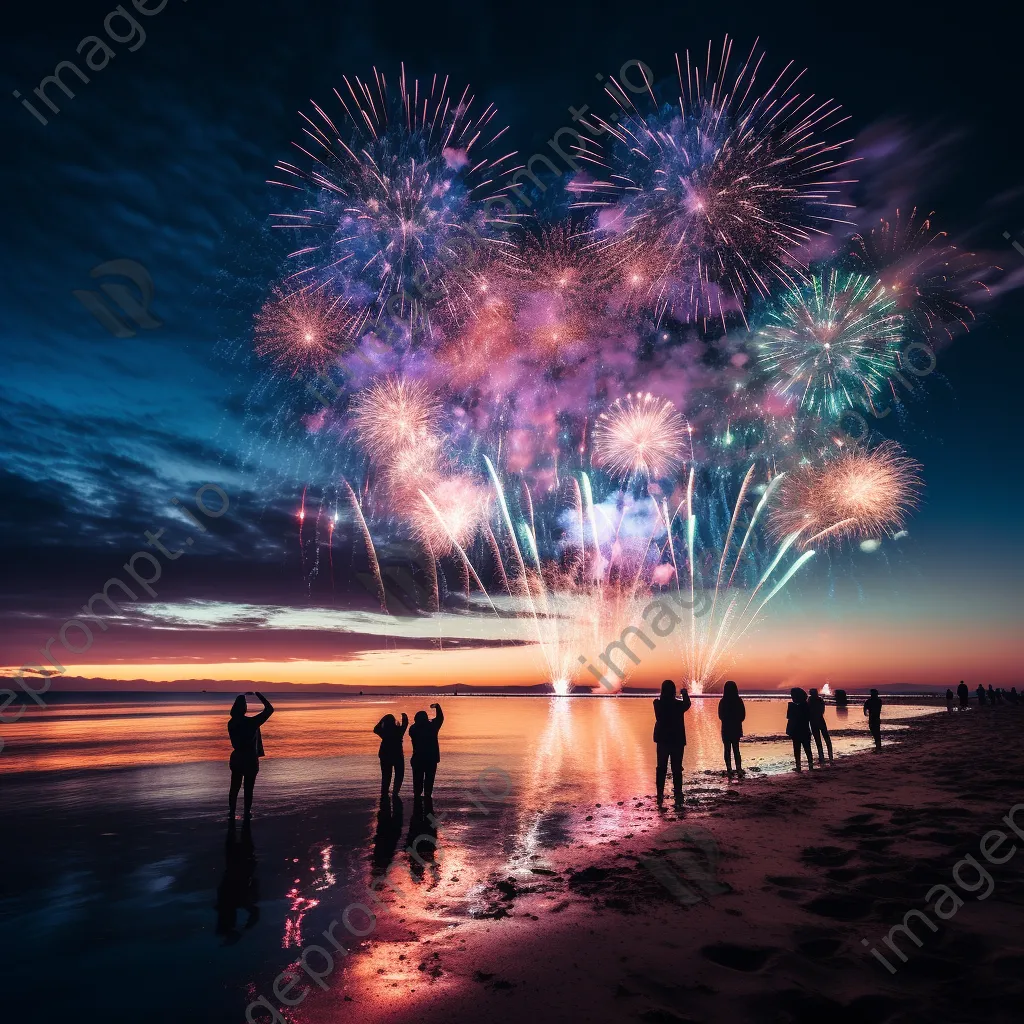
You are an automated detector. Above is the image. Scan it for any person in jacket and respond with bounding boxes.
[228,691,275,820]
[409,702,444,800]
[863,689,883,750]
[373,712,408,795]
[717,680,745,777]
[808,687,834,764]
[653,679,691,806]
[786,687,814,771]
[957,680,969,710]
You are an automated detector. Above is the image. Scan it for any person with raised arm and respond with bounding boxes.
[228,691,275,820]
[653,679,691,807]
[409,702,444,800]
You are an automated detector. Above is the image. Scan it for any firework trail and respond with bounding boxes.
[574,36,856,327]
[342,478,387,611]
[755,270,903,418]
[661,468,816,692]
[768,440,922,546]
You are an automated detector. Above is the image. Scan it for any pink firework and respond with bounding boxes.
[254,287,361,373]
[410,474,489,556]
[770,441,922,545]
[850,208,991,343]
[593,394,690,481]
[349,376,441,467]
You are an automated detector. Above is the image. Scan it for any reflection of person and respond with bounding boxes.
[808,688,834,764]
[228,692,274,820]
[372,794,404,877]
[863,689,883,750]
[215,822,259,944]
[786,688,814,771]
[653,679,691,807]
[409,703,444,799]
[717,681,745,777]
[957,680,969,710]
[373,713,408,795]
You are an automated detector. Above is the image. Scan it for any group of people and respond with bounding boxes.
[651,680,885,807]
[227,685,888,818]
[225,692,446,819]
[946,680,1020,711]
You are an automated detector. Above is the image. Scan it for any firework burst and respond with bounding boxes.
[851,208,990,343]
[769,440,922,545]
[253,286,361,373]
[593,394,690,481]
[755,270,904,417]
[350,376,442,466]
[574,36,856,326]
[269,66,519,333]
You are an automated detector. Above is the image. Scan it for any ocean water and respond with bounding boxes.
[0,693,934,1022]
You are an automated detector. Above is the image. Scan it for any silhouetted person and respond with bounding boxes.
[976,683,987,706]
[808,688,834,763]
[372,794,405,877]
[863,689,883,750]
[945,688,955,713]
[228,692,274,820]
[1010,687,1020,706]
[717,680,745,777]
[215,821,259,944]
[786,687,814,771]
[409,703,444,799]
[373,713,408,796]
[653,679,691,806]
[957,680,969,710]
[988,684,997,705]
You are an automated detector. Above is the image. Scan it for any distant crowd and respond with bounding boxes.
[947,680,1020,711]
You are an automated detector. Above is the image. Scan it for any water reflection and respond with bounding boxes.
[214,821,259,945]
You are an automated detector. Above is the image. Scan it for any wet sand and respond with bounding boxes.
[304,705,1024,1024]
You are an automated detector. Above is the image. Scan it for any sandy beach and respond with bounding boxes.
[302,704,1024,1024]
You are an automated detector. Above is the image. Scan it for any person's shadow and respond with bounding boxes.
[372,794,405,877]
[215,821,259,944]
[407,795,439,883]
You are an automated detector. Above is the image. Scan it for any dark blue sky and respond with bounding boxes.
[2,0,1022,681]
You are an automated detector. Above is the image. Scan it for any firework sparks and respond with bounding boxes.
[769,440,922,545]
[269,66,519,332]
[574,36,856,325]
[851,208,990,343]
[756,270,904,417]
[254,286,360,373]
[350,376,442,467]
[593,394,690,481]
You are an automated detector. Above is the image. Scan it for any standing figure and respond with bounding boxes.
[808,688,834,764]
[409,702,444,800]
[717,680,745,777]
[786,688,814,771]
[228,692,275,820]
[945,688,955,713]
[957,680,969,710]
[863,689,883,750]
[373,713,408,796]
[976,683,987,706]
[653,679,691,806]
[988,684,997,705]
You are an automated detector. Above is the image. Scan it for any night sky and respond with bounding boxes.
[3,0,1023,690]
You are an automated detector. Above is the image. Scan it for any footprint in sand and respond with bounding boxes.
[700,943,778,972]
